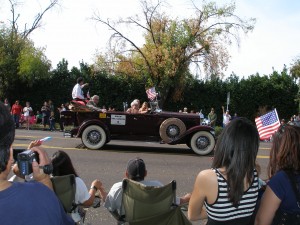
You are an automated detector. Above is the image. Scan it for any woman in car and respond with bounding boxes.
[139,102,149,114]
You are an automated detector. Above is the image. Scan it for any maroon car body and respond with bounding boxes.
[62,108,215,156]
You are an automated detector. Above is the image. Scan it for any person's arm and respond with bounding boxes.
[188,170,209,221]
[82,179,107,207]
[255,186,281,225]
[222,106,225,114]
[31,146,53,190]
[179,193,191,205]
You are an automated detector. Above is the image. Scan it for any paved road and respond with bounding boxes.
[12,129,271,225]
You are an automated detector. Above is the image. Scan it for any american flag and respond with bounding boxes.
[146,87,157,101]
[255,109,281,140]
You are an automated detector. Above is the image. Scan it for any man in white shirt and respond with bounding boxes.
[104,157,191,222]
[72,77,88,101]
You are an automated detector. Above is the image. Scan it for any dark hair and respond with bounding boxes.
[126,158,146,181]
[0,102,15,173]
[77,77,83,84]
[51,150,78,177]
[268,125,300,178]
[212,117,259,206]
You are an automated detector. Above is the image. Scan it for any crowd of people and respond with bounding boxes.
[1,99,300,224]
[1,78,299,224]
[1,98,71,131]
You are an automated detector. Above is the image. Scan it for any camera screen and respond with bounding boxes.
[13,149,26,162]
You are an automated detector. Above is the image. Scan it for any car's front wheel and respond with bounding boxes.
[189,131,215,156]
[81,125,106,150]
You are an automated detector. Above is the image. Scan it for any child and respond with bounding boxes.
[49,111,56,131]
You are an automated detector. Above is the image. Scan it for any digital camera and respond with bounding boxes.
[17,150,38,176]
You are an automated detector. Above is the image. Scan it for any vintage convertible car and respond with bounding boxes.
[62,102,216,156]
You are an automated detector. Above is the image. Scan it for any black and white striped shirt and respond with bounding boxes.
[204,168,259,225]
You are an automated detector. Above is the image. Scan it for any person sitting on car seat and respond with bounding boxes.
[86,95,106,112]
[126,100,139,114]
[139,102,149,114]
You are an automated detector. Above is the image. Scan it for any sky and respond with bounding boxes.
[1,0,300,78]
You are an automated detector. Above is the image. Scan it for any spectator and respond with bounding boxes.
[231,112,239,120]
[23,101,33,130]
[104,157,191,220]
[207,107,217,128]
[188,117,260,224]
[4,98,11,111]
[280,119,286,126]
[139,102,149,114]
[86,95,105,112]
[183,107,188,113]
[49,111,56,131]
[36,110,43,124]
[72,77,88,102]
[126,100,139,114]
[255,125,300,225]
[41,101,51,130]
[11,100,22,128]
[58,103,67,131]
[222,106,231,127]
[48,99,55,113]
[51,150,107,223]
[0,102,74,225]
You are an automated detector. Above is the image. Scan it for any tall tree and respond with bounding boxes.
[0,0,59,100]
[290,56,300,111]
[93,0,255,106]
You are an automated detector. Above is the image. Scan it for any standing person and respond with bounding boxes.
[11,100,22,128]
[49,111,56,131]
[4,98,11,111]
[48,99,55,113]
[0,102,74,225]
[188,117,260,224]
[58,103,67,131]
[41,101,51,130]
[255,125,300,225]
[51,150,107,223]
[23,101,33,130]
[72,77,89,102]
[222,105,231,127]
[207,107,217,128]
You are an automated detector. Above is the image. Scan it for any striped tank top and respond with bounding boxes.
[204,168,259,225]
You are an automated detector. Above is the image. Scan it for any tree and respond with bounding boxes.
[0,0,59,100]
[93,0,255,107]
[290,56,300,111]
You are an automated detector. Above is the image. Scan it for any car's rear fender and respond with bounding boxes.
[168,125,215,144]
[77,119,111,142]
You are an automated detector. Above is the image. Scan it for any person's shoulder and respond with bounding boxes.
[110,181,123,191]
[141,180,163,187]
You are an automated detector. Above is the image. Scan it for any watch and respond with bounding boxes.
[90,185,97,191]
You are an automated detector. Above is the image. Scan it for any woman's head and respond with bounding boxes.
[268,125,300,177]
[212,117,259,206]
[51,150,78,177]
[213,117,259,170]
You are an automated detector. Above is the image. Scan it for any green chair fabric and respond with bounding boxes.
[51,174,76,213]
[121,179,191,225]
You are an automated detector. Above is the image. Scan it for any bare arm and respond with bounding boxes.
[188,170,210,221]
[255,186,281,225]
[82,179,107,207]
